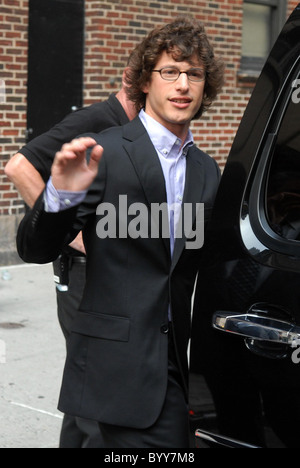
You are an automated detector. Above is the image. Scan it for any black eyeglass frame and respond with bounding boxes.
[152,66,206,82]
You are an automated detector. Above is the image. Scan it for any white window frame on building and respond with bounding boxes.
[240,0,287,78]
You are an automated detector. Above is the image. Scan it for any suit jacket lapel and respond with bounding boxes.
[122,117,171,258]
[171,145,205,271]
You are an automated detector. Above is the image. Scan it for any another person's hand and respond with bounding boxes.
[69,231,86,255]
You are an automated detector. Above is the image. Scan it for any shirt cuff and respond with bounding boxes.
[44,177,87,213]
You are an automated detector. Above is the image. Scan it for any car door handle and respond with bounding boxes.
[213,311,300,347]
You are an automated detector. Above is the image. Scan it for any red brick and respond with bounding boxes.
[0,0,296,216]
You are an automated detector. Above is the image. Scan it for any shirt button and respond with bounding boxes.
[64,199,71,206]
[160,324,169,334]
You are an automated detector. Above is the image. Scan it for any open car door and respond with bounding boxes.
[190,4,300,448]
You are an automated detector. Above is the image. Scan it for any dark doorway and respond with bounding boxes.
[27,0,84,142]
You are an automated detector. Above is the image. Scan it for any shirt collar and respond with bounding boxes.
[139,109,194,158]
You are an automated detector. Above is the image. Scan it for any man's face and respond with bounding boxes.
[143,51,205,139]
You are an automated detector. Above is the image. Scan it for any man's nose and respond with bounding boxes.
[175,72,190,90]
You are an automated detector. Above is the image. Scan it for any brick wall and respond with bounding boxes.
[0,0,28,218]
[0,0,298,264]
[0,0,28,264]
[288,1,299,14]
[84,0,246,166]
[83,0,299,167]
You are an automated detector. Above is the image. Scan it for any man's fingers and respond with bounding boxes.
[60,137,97,156]
[52,137,102,192]
[55,149,77,164]
[88,145,103,173]
[55,137,99,166]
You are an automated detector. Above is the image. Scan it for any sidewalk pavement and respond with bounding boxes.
[0,262,65,448]
[0,261,214,449]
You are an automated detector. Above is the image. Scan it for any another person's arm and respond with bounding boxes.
[5,153,45,208]
[17,138,103,264]
[5,152,86,253]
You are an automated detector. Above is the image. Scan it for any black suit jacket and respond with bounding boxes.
[17,116,221,428]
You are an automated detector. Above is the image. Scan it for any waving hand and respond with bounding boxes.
[51,137,103,192]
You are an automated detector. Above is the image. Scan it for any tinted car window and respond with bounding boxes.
[266,76,300,241]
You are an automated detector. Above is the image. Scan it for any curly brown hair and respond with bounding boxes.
[125,17,225,119]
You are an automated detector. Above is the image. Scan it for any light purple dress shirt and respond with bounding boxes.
[139,109,194,255]
[45,109,194,256]
[45,110,195,321]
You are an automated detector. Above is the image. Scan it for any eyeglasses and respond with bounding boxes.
[152,66,206,82]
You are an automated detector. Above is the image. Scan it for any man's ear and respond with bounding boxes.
[141,79,150,95]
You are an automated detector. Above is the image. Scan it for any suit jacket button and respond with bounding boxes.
[160,324,169,334]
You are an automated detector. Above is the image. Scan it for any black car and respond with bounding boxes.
[190,4,300,448]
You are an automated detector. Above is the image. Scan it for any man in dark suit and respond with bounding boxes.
[6,76,137,448]
[17,17,224,448]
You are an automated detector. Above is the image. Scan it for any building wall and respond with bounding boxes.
[0,0,298,264]
[0,0,28,264]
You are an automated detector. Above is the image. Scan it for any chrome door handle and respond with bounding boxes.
[213,311,300,347]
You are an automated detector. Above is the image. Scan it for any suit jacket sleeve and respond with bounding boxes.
[17,192,80,264]
[17,133,107,264]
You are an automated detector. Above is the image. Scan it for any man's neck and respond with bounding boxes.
[140,109,193,148]
[115,88,137,121]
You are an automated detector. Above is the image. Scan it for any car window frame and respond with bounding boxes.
[240,56,300,273]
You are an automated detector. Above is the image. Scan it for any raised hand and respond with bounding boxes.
[51,137,103,192]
